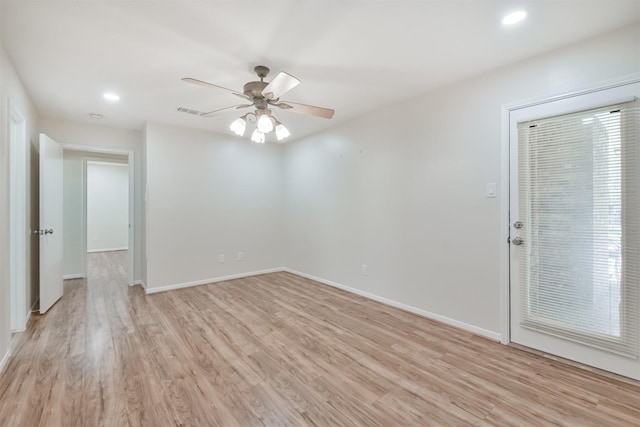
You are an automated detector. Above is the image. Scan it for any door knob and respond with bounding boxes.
[512,236,524,245]
[44,229,54,235]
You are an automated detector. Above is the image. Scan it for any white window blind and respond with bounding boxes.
[517,100,639,358]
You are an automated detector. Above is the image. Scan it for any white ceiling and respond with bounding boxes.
[1,1,639,142]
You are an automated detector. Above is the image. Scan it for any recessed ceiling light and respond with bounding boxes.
[89,113,103,119]
[502,10,527,26]
[103,92,120,102]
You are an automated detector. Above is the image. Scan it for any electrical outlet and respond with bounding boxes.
[218,254,224,263]
[237,251,244,261]
[361,264,368,275]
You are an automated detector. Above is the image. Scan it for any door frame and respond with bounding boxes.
[8,100,28,331]
[61,144,135,286]
[499,72,640,345]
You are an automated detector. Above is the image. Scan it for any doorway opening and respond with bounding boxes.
[86,160,129,280]
[61,147,134,290]
[9,102,28,332]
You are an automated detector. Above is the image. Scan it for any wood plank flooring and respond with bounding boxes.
[1,251,639,426]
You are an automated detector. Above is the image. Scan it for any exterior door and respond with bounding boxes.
[39,134,64,313]
[509,82,640,380]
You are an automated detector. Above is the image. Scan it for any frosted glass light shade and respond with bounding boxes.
[229,117,246,136]
[257,114,274,133]
[275,123,290,141]
[251,129,265,143]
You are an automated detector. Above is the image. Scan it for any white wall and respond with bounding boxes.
[0,23,7,371]
[144,122,284,290]
[63,151,128,277]
[0,40,39,369]
[62,151,83,277]
[283,24,640,338]
[87,161,129,252]
[39,117,143,282]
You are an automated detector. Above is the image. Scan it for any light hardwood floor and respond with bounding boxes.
[1,251,639,426]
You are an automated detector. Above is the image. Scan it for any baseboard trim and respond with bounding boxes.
[20,310,32,332]
[142,267,500,340]
[11,303,34,333]
[63,273,84,280]
[144,268,285,295]
[283,268,501,342]
[0,349,10,376]
[87,247,128,253]
[134,280,146,290]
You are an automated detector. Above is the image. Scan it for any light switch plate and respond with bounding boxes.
[486,182,497,198]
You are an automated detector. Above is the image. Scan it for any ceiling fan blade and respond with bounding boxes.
[181,77,249,99]
[274,101,334,119]
[262,72,300,100]
[200,104,252,118]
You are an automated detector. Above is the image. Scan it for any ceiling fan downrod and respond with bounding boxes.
[254,65,270,82]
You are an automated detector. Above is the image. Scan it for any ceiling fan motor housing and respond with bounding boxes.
[244,81,269,100]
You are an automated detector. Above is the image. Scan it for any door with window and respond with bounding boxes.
[509,82,640,380]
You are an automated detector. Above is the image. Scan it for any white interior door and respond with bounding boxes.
[509,82,640,380]
[39,134,64,314]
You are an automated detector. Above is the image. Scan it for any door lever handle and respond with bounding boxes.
[45,229,54,235]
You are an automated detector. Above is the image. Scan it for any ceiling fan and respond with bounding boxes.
[179,65,335,142]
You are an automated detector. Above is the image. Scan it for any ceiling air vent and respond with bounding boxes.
[177,107,201,115]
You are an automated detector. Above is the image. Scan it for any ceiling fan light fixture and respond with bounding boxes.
[251,129,265,143]
[229,117,247,136]
[275,123,290,141]
[257,113,274,133]
[181,65,334,143]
